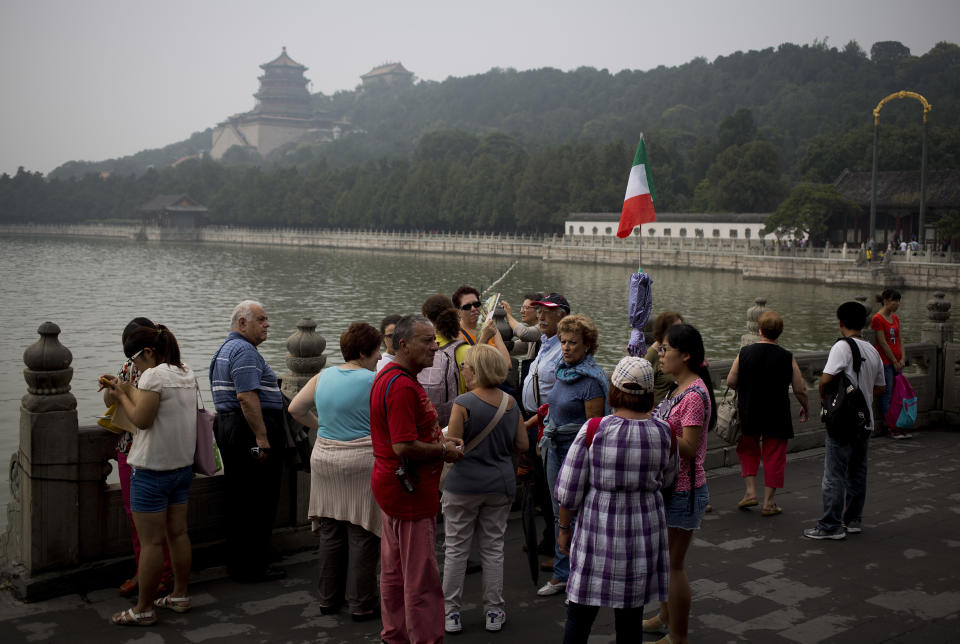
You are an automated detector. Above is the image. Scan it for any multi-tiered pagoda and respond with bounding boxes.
[211,48,337,160]
[252,48,313,119]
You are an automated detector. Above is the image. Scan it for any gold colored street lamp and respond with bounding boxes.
[869,91,932,246]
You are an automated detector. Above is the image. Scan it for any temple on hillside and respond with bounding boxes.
[210,48,340,160]
[360,62,415,89]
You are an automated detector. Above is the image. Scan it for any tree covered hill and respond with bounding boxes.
[50,39,959,179]
[6,39,956,232]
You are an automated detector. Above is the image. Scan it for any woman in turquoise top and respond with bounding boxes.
[289,322,382,622]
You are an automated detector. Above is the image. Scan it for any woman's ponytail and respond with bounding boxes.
[155,324,183,368]
[696,362,718,431]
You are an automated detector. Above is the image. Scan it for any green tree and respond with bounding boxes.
[935,210,960,241]
[717,108,757,149]
[870,40,911,66]
[764,183,861,243]
[698,140,787,211]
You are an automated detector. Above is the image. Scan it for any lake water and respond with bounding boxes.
[1,234,954,528]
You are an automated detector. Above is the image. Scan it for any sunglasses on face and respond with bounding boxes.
[460,301,482,311]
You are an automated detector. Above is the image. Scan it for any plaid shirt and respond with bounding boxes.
[555,414,671,608]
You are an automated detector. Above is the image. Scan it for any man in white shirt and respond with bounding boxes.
[803,301,886,541]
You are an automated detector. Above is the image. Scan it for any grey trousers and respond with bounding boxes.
[315,517,380,613]
[441,491,511,614]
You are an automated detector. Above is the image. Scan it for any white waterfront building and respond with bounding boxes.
[564,212,796,241]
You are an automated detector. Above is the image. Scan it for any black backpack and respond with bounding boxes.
[820,337,870,444]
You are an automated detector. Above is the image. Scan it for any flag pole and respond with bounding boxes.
[637,226,643,273]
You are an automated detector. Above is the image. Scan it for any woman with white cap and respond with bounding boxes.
[555,357,674,643]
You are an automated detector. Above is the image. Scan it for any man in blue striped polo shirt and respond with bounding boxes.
[210,300,286,582]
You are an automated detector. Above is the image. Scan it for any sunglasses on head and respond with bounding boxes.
[460,301,482,311]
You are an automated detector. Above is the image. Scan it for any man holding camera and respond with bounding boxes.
[210,300,286,582]
[370,314,464,644]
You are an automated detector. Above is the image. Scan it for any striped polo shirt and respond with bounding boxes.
[209,331,283,412]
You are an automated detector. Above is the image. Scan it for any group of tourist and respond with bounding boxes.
[100,284,902,642]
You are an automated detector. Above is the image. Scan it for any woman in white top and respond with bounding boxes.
[101,322,196,626]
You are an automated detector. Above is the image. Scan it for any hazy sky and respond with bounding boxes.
[2,0,957,176]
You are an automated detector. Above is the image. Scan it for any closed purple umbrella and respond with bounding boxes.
[627,270,653,357]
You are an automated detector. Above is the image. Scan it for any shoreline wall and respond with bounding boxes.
[2,223,958,289]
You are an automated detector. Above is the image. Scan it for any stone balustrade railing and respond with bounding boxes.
[1,293,956,600]
[3,223,958,264]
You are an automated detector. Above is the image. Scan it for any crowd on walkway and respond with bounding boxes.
[97,284,905,643]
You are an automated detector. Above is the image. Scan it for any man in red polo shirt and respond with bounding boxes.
[370,314,464,644]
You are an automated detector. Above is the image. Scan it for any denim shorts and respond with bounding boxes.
[665,484,710,531]
[130,465,193,513]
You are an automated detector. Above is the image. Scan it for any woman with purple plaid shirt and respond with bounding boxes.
[556,357,673,643]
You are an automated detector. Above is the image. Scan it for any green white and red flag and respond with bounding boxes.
[617,135,657,238]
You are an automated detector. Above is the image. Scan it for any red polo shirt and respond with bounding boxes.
[369,365,442,520]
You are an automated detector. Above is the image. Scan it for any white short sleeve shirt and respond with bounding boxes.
[127,363,198,470]
[823,337,886,430]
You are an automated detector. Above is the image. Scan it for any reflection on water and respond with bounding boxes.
[0,234,954,525]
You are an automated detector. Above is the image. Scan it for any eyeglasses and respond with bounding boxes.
[129,348,145,361]
[460,301,482,311]
[383,333,394,339]
[657,345,671,355]
[459,362,472,370]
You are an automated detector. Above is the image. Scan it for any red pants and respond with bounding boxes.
[736,435,788,489]
[380,512,444,644]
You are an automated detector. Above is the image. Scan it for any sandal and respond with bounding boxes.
[738,496,759,509]
[154,594,192,613]
[761,505,783,517]
[642,614,669,634]
[111,607,157,626]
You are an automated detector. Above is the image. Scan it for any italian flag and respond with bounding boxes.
[617,136,657,238]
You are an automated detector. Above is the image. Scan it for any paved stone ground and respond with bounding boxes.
[1,427,958,643]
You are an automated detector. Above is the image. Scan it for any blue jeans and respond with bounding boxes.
[818,433,870,532]
[544,433,575,582]
[879,364,896,422]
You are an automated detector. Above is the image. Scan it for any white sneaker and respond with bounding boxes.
[485,608,506,632]
[536,580,566,596]
[445,611,462,634]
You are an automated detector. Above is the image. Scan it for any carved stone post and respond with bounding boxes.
[741,297,767,347]
[277,319,327,528]
[280,318,327,400]
[17,322,80,573]
[921,292,953,412]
